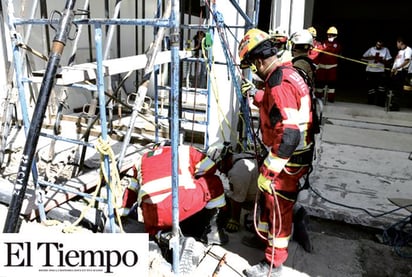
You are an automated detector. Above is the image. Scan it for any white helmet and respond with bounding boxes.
[290,30,313,46]
[270,27,288,38]
[207,142,232,164]
[269,27,289,44]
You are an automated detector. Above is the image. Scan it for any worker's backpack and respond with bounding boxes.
[290,57,323,190]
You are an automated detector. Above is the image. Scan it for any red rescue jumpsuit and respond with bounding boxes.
[308,39,322,63]
[121,145,226,235]
[253,65,314,267]
[315,38,342,102]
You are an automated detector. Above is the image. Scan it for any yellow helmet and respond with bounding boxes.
[327,26,338,35]
[238,28,271,68]
[307,26,317,38]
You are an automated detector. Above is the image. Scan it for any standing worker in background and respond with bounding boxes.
[289,29,318,253]
[290,29,317,83]
[389,37,411,111]
[238,28,315,276]
[315,26,342,102]
[362,40,392,106]
[307,26,322,63]
[270,28,292,64]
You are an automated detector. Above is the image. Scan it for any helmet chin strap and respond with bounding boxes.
[262,58,279,76]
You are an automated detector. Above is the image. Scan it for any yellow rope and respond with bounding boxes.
[313,48,392,71]
[202,39,226,141]
[95,137,124,232]
[62,136,124,233]
[199,29,260,151]
[202,37,241,142]
[62,175,103,233]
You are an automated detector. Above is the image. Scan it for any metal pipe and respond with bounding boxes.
[103,0,123,134]
[134,1,138,86]
[94,23,115,232]
[39,0,51,54]
[5,0,40,218]
[23,0,38,44]
[38,180,106,203]
[103,0,123,60]
[3,0,77,233]
[141,1,145,63]
[170,0,180,273]
[153,0,162,143]
[67,0,90,66]
[116,0,172,171]
[211,3,253,147]
[87,2,93,61]
[39,132,94,148]
[13,17,172,28]
[229,0,254,28]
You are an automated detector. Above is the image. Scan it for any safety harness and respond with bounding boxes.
[290,57,323,191]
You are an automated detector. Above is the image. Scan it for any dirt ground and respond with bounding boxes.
[304,217,412,277]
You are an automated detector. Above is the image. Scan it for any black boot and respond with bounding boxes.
[367,89,376,104]
[200,208,229,245]
[243,213,255,233]
[241,232,266,249]
[293,206,313,253]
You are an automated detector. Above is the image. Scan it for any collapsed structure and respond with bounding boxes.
[1,1,412,276]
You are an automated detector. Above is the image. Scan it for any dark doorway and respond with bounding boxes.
[257,0,272,32]
[311,0,412,105]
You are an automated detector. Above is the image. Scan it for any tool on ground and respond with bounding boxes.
[212,252,227,276]
[206,249,244,276]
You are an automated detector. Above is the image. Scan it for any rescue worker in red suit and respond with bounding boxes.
[120,142,229,245]
[307,26,322,63]
[315,26,342,102]
[239,28,315,276]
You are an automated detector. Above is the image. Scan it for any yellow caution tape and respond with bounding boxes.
[313,48,392,71]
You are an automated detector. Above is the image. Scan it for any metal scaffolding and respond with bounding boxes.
[1,0,258,274]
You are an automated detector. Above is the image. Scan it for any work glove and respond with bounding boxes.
[225,218,240,233]
[257,173,273,194]
[241,79,257,98]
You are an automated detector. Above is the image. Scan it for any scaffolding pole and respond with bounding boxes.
[3,0,77,233]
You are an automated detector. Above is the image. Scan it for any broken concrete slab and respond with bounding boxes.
[300,102,412,230]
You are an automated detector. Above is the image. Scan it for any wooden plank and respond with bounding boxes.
[31,50,193,85]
